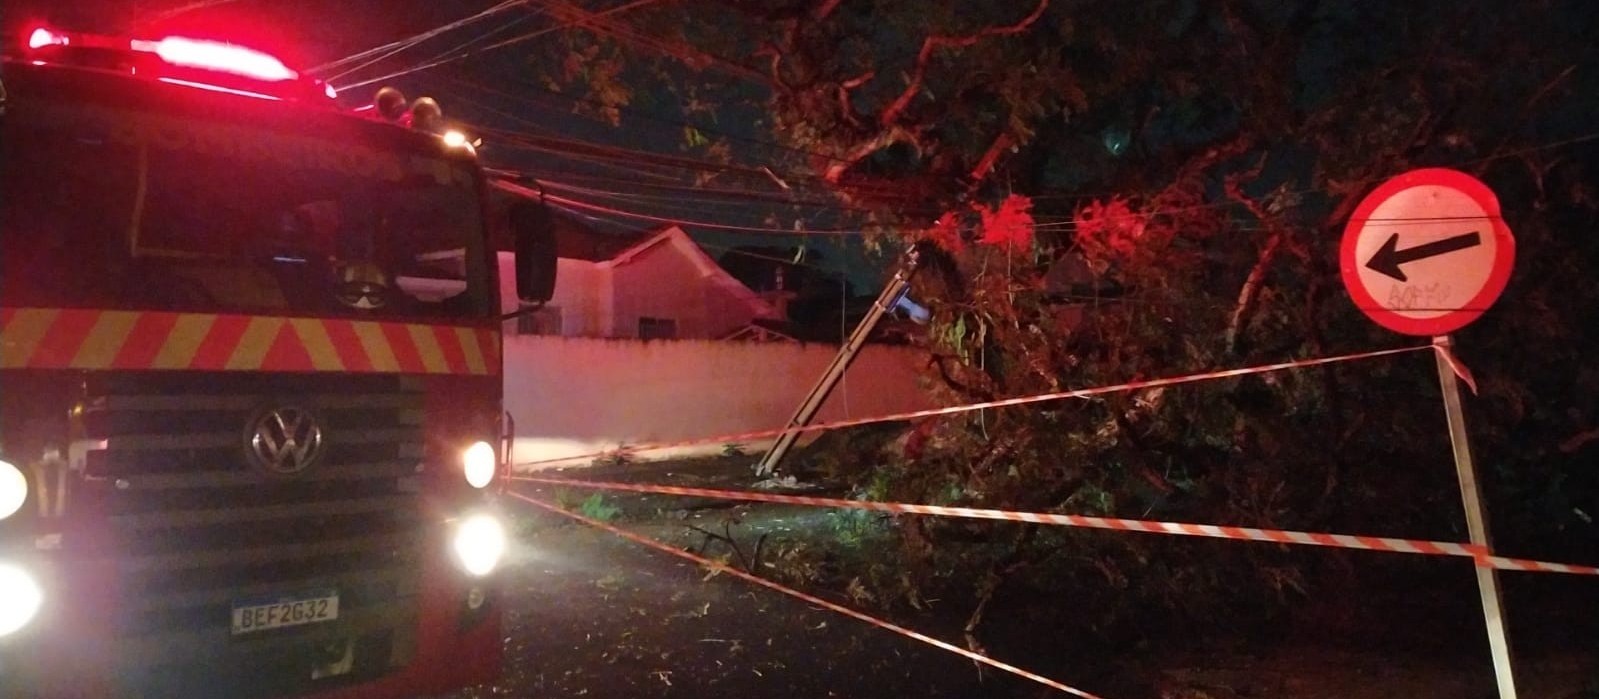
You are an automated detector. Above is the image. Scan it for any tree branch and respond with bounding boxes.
[879,0,1050,127]
[963,525,1036,655]
[1224,229,1283,356]
[813,0,843,20]
[713,0,809,23]
[836,70,876,128]
[967,132,1015,185]
[929,354,996,403]
[1481,64,1578,168]
[1223,162,1298,356]
[1561,427,1599,454]
[822,125,922,182]
[687,520,764,572]
[547,0,773,85]
[754,43,793,91]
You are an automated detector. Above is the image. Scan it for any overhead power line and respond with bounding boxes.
[535,178,946,218]
[479,126,924,201]
[333,0,672,92]
[324,9,547,85]
[474,94,1599,238]
[521,0,769,84]
[513,121,1599,240]
[386,10,549,84]
[542,193,866,236]
[311,0,530,77]
[552,204,863,275]
[441,72,862,165]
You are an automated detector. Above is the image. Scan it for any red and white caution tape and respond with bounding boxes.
[513,476,1599,577]
[516,344,1435,470]
[1484,555,1599,575]
[506,490,1109,698]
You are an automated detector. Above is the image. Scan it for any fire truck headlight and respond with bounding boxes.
[0,562,43,637]
[0,459,27,521]
[462,441,496,490]
[451,514,506,577]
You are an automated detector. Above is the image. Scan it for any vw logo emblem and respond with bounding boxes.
[247,406,325,475]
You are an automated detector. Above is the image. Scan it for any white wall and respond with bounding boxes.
[503,335,934,470]
[497,253,609,337]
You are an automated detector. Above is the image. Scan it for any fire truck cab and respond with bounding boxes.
[1,24,552,699]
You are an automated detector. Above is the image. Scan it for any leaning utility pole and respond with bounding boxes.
[755,246,922,477]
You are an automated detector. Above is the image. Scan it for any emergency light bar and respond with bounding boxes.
[134,36,298,82]
[27,27,68,50]
[21,24,334,103]
[19,24,463,142]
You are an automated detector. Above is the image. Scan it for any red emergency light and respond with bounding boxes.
[27,27,69,50]
[20,24,336,104]
[134,36,298,82]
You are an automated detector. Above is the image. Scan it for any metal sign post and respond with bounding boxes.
[1433,335,1517,699]
[1341,168,1520,699]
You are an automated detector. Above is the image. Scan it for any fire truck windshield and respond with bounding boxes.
[1,84,491,320]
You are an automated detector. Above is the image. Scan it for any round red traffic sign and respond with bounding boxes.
[1340,168,1514,336]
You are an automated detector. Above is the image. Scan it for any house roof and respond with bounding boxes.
[605,226,780,320]
[490,179,777,321]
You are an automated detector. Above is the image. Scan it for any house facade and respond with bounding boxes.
[497,225,779,340]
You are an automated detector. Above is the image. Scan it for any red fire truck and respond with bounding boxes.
[0,24,553,698]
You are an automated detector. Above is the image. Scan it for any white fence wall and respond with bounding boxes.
[503,336,934,470]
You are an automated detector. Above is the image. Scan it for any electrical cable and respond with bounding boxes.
[311,0,528,76]
[337,7,550,85]
[522,0,770,84]
[473,104,1599,238]
[333,0,672,92]
[515,171,1276,237]
[477,115,1599,231]
[538,203,867,278]
[442,71,862,165]
[543,195,865,235]
[531,178,936,219]
[481,126,921,200]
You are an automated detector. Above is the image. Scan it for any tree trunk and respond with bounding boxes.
[1225,230,1284,355]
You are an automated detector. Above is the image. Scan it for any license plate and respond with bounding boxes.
[230,591,339,635]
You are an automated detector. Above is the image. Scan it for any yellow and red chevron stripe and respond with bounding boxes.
[0,307,499,375]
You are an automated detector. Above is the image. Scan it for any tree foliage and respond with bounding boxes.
[527,0,1599,639]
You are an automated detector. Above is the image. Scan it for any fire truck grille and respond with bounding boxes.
[79,372,427,697]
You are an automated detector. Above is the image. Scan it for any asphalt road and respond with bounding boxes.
[436,486,1051,699]
[432,469,1596,699]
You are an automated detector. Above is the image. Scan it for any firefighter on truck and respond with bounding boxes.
[0,24,555,699]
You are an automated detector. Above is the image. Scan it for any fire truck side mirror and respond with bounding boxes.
[510,200,557,304]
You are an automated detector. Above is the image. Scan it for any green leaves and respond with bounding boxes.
[579,493,622,522]
[939,313,970,363]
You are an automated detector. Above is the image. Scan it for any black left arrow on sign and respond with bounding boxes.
[1364,231,1482,282]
